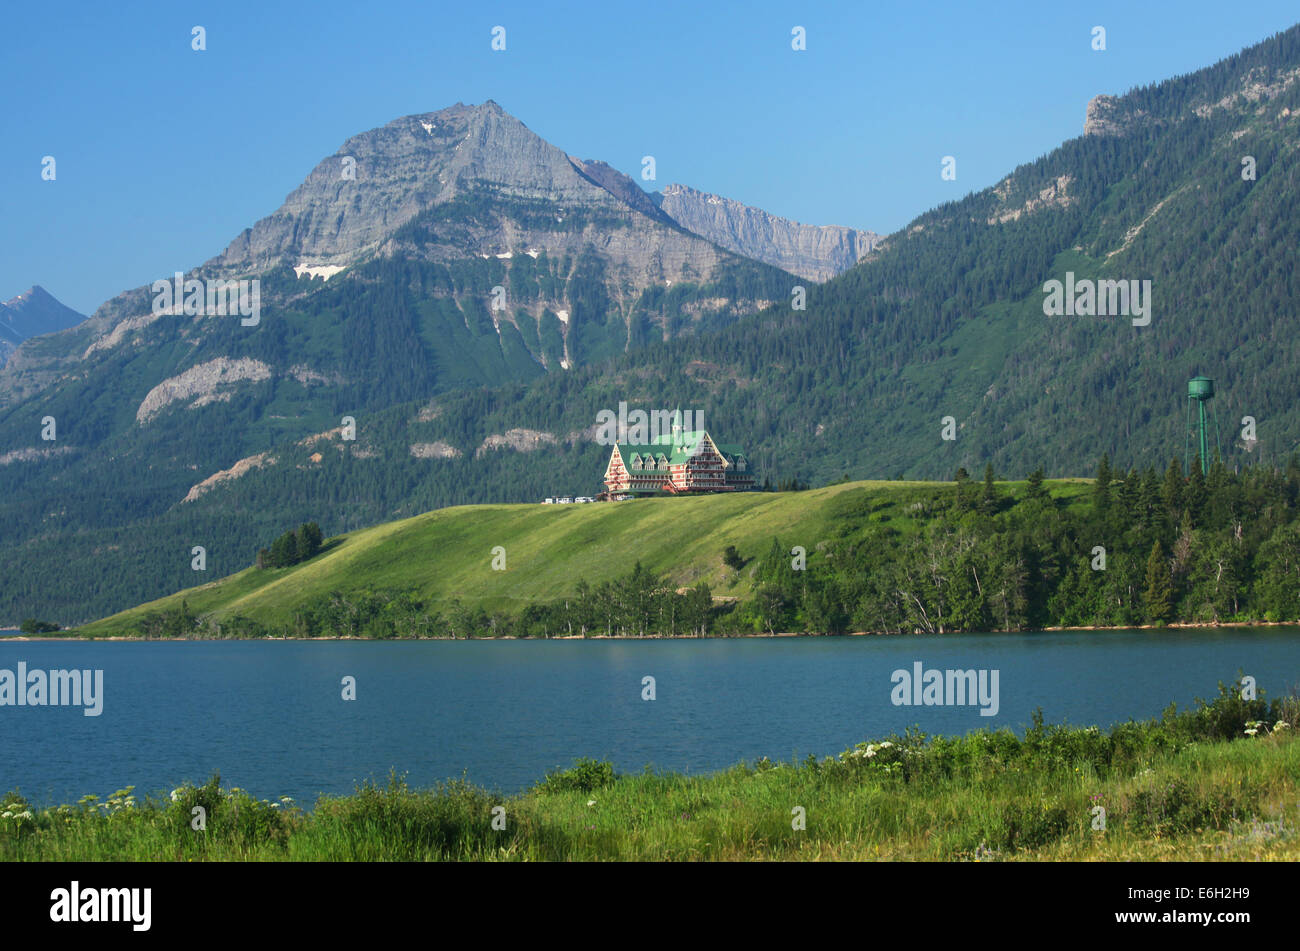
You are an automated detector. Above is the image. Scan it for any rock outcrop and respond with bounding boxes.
[475,428,558,457]
[136,357,273,423]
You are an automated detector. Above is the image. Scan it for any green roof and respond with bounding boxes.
[611,431,748,470]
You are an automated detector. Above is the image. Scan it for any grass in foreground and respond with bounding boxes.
[3,683,1296,861]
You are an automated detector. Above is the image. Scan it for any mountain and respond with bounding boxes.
[653,184,880,282]
[207,101,744,292]
[7,24,1300,627]
[0,101,792,410]
[0,101,803,623]
[0,286,86,368]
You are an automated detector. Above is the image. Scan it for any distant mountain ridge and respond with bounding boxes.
[0,286,85,367]
[653,184,880,282]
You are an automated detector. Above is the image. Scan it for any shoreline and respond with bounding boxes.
[4,618,1298,643]
[2,686,1295,861]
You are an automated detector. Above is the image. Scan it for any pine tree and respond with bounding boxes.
[1026,466,1047,500]
[683,582,713,636]
[298,522,324,560]
[981,462,997,513]
[1094,453,1112,513]
[1141,467,1164,533]
[1119,468,1142,524]
[1162,458,1184,523]
[1184,465,1207,526]
[1144,540,1172,623]
[268,531,295,568]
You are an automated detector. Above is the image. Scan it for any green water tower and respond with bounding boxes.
[1185,376,1220,476]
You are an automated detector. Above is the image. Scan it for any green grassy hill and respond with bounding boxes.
[73,479,1092,637]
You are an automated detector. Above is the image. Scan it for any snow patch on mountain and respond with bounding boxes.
[294,264,346,281]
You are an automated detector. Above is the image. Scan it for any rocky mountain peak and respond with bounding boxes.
[0,285,85,337]
[210,101,612,275]
[0,285,87,367]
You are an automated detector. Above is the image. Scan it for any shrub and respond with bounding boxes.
[162,773,293,852]
[535,758,618,794]
[1187,677,1277,742]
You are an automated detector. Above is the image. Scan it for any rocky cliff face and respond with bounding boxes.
[653,184,879,282]
[1082,94,1151,137]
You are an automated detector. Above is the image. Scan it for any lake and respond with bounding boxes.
[1,628,1298,808]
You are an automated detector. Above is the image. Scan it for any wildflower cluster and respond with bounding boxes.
[1243,719,1290,737]
[838,739,908,774]
[0,791,37,836]
[101,787,137,815]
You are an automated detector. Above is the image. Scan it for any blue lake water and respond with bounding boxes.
[1,629,1298,808]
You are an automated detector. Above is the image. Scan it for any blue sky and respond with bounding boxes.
[3,1,1298,315]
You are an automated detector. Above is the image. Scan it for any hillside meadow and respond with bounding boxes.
[70,479,1093,638]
